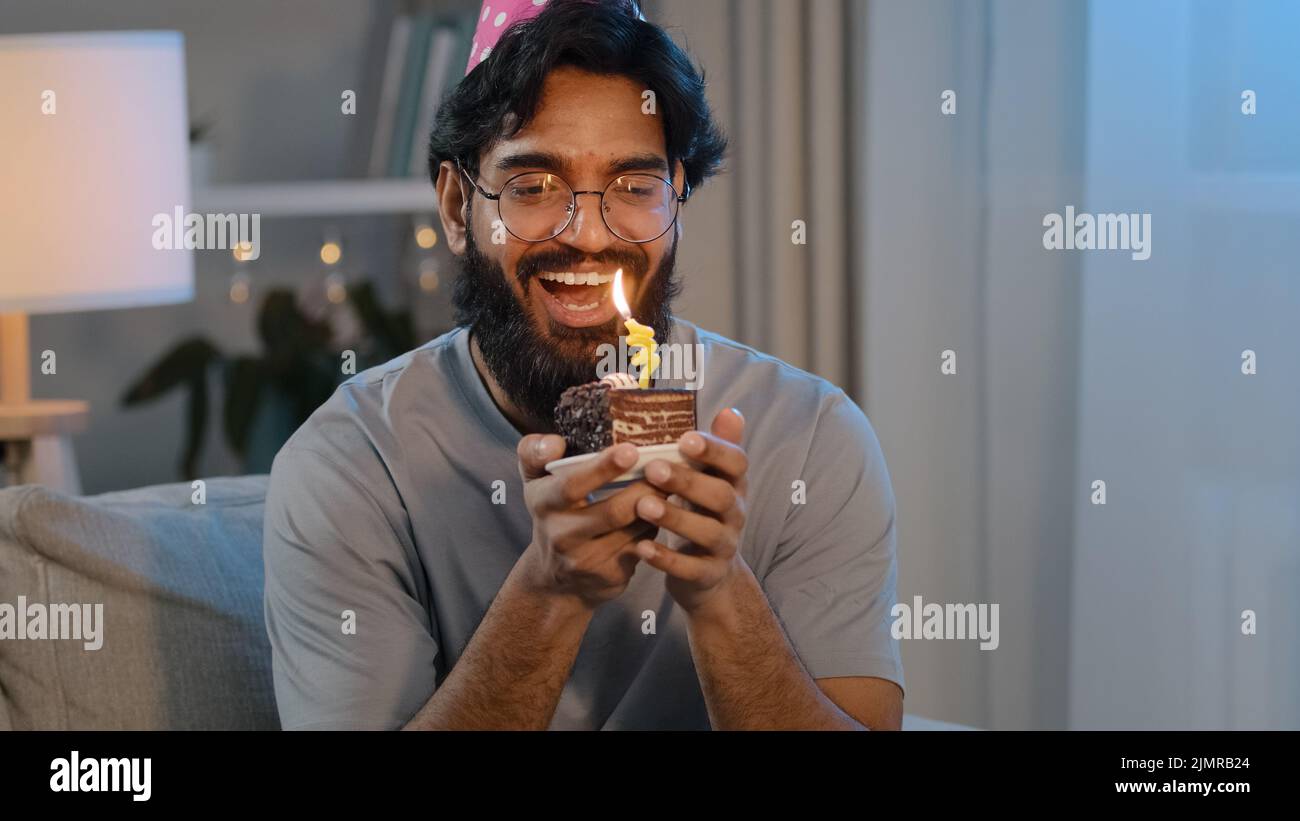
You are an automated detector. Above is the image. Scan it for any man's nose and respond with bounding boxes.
[556,191,615,253]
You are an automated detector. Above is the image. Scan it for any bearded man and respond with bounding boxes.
[263,0,904,730]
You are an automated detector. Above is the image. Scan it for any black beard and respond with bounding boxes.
[452,212,681,429]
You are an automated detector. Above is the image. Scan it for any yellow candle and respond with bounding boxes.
[612,268,659,388]
[624,317,659,388]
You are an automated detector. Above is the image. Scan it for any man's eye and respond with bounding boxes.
[613,180,659,203]
[508,184,560,203]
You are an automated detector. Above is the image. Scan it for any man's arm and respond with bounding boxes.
[816,676,904,731]
[266,429,662,730]
[635,400,905,730]
[404,436,664,729]
[265,441,444,730]
[408,549,903,730]
[683,558,901,730]
[403,551,592,730]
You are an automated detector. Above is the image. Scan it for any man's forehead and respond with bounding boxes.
[481,68,668,174]
[530,66,648,118]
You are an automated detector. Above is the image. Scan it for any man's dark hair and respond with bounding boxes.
[428,0,727,195]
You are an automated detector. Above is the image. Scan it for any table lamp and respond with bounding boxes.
[0,31,193,494]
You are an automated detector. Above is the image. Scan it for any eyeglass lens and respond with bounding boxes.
[496,172,678,242]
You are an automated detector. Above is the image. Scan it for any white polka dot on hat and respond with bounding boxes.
[464,0,644,76]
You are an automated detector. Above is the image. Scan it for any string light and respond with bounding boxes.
[414,219,438,249]
[325,271,347,304]
[229,271,251,304]
[320,240,342,266]
[418,257,440,292]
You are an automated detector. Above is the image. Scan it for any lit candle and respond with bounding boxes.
[612,268,659,388]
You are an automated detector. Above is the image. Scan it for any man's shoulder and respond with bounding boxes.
[277,327,465,462]
[680,320,884,478]
[680,319,850,418]
[337,325,464,397]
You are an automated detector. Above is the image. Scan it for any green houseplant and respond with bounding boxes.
[120,280,418,479]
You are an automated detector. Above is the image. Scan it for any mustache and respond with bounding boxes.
[453,221,682,427]
[514,247,649,289]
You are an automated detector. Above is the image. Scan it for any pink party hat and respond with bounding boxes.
[465,0,644,75]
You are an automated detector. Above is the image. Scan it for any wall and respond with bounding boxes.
[1070,0,1300,729]
[3,0,465,493]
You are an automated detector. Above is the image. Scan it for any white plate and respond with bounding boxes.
[545,442,685,498]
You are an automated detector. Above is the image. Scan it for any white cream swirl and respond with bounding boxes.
[599,372,639,390]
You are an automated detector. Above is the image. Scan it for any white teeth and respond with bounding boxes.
[560,301,599,311]
[539,271,614,285]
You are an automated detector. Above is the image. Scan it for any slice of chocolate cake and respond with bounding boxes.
[555,375,696,456]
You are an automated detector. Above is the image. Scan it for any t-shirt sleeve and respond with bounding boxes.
[262,443,439,730]
[760,390,905,693]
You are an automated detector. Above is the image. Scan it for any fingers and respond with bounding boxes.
[633,538,712,582]
[518,434,566,482]
[635,493,735,554]
[547,490,661,579]
[553,480,667,546]
[552,517,659,575]
[678,427,747,485]
[535,442,640,511]
[710,407,744,446]
[588,518,660,561]
[642,459,740,520]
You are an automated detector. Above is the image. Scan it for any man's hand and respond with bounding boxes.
[625,408,889,729]
[517,434,667,610]
[631,408,748,614]
[405,434,663,729]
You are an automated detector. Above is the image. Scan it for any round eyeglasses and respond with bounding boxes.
[457,159,688,244]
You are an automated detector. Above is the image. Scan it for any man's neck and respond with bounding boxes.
[468,328,551,436]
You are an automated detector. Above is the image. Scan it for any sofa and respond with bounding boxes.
[0,475,277,730]
[0,476,967,731]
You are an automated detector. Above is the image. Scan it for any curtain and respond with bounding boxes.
[651,0,854,391]
[654,0,1090,729]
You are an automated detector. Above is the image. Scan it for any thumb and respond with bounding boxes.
[518,434,566,482]
[711,407,744,446]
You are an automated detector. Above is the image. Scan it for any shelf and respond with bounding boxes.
[193,178,436,217]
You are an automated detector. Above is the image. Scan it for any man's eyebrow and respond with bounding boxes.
[494,151,569,174]
[492,151,670,177]
[606,154,670,175]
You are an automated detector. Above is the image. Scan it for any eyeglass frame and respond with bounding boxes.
[455,157,690,244]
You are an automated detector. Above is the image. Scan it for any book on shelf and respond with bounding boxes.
[362,1,410,178]
[387,8,437,177]
[354,1,472,180]
[408,26,458,178]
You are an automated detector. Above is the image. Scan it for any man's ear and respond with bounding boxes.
[435,159,469,255]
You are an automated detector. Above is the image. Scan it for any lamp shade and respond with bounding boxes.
[0,31,193,314]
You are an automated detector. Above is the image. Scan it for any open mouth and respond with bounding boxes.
[533,270,622,327]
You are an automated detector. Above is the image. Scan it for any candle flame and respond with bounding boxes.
[612,268,631,319]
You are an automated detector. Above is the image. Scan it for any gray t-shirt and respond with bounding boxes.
[263,319,903,730]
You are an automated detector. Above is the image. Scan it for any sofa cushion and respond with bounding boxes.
[0,475,277,730]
